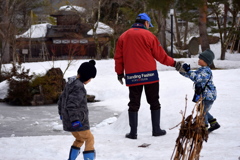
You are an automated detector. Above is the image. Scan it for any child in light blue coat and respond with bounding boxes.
[179,49,220,132]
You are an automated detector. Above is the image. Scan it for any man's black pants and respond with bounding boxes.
[128,82,161,112]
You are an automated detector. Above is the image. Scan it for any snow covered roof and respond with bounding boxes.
[16,23,51,39]
[59,5,86,13]
[16,21,114,39]
[87,22,114,36]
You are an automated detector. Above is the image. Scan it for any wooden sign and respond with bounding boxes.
[22,49,28,54]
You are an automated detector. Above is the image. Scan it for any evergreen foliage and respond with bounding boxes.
[6,64,65,106]
[147,0,174,17]
[30,68,65,104]
[175,0,203,24]
[6,63,33,106]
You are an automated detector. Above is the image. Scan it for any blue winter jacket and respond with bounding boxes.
[180,66,217,101]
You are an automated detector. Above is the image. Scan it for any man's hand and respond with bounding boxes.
[118,74,125,85]
[175,61,190,73]
[175,61,183,71]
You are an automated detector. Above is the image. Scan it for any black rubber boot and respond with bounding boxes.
[151,109,166,136]
[125,111,138,139]
[208,118,220,132]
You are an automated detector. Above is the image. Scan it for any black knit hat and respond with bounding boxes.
[77,60,97,82]
[199,49,215,66]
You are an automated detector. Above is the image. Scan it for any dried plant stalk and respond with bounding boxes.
[171,95,208,160]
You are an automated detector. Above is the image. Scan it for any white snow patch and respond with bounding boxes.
[87,22,114,35]
[59,5,86,13]
[0,80,8,99]
[16,23,51,39]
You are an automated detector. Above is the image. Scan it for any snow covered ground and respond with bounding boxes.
[0,43,240,160]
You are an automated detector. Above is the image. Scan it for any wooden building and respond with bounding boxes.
[16,5,113,62]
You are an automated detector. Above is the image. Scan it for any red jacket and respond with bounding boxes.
[114,24,175,86]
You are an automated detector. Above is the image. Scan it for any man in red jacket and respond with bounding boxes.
[114,13,180,139]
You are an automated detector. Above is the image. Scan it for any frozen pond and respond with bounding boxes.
[0,102,116,137]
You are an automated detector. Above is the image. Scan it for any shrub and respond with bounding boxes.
[6,64,65,106]
[30,68,65,104]
[6,63,33,105]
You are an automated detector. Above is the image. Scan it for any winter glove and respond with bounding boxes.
[117,74,125,85]
[182,63,190,72]
[71,121,83,128]
[192,82,203,102]
[60,116,62,120]
[174,61,183,71]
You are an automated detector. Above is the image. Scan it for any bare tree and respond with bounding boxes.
[151,10,167,51]
[208,0,240,60]
[62,43,80,76]
[92,0,103,60]
[147,0,175,54]
[0,0,22,64]
[0,0,49,75]
[173,9,182,48]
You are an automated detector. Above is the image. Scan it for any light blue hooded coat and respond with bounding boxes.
[180,66,217,101]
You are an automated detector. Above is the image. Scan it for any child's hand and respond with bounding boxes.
[182,63,190,72]
[72,121,83,128]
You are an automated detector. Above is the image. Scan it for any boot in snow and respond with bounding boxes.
[208,118,220,132]
[125,111,138,139]
[68,146,80,160]
[151,109,166,136]
[83,150,95,160]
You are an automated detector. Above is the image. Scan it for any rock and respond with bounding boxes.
[31,94,44,106]
[87,95,95,102]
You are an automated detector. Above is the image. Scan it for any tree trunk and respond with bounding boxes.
[198,0,210,52]
[2,41,10,63]
[198,0,215,68]
[1,0,11,64]
[160,19,167,52]
[220,3,229,60]
[94,0,102,60]
[174,9,181,48]
[221,45,226,60]
[183,20,189,49]
[12,42,17,66]
[157,11,167,53]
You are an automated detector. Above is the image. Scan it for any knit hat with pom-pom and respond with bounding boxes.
[77,60,97,82]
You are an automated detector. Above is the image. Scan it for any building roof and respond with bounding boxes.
[51,5,86,16]
[16,23,51,39]
[59,5,86,12]
[87,22,114,35]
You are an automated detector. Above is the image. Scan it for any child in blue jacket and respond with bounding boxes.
[179,49,220,132]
